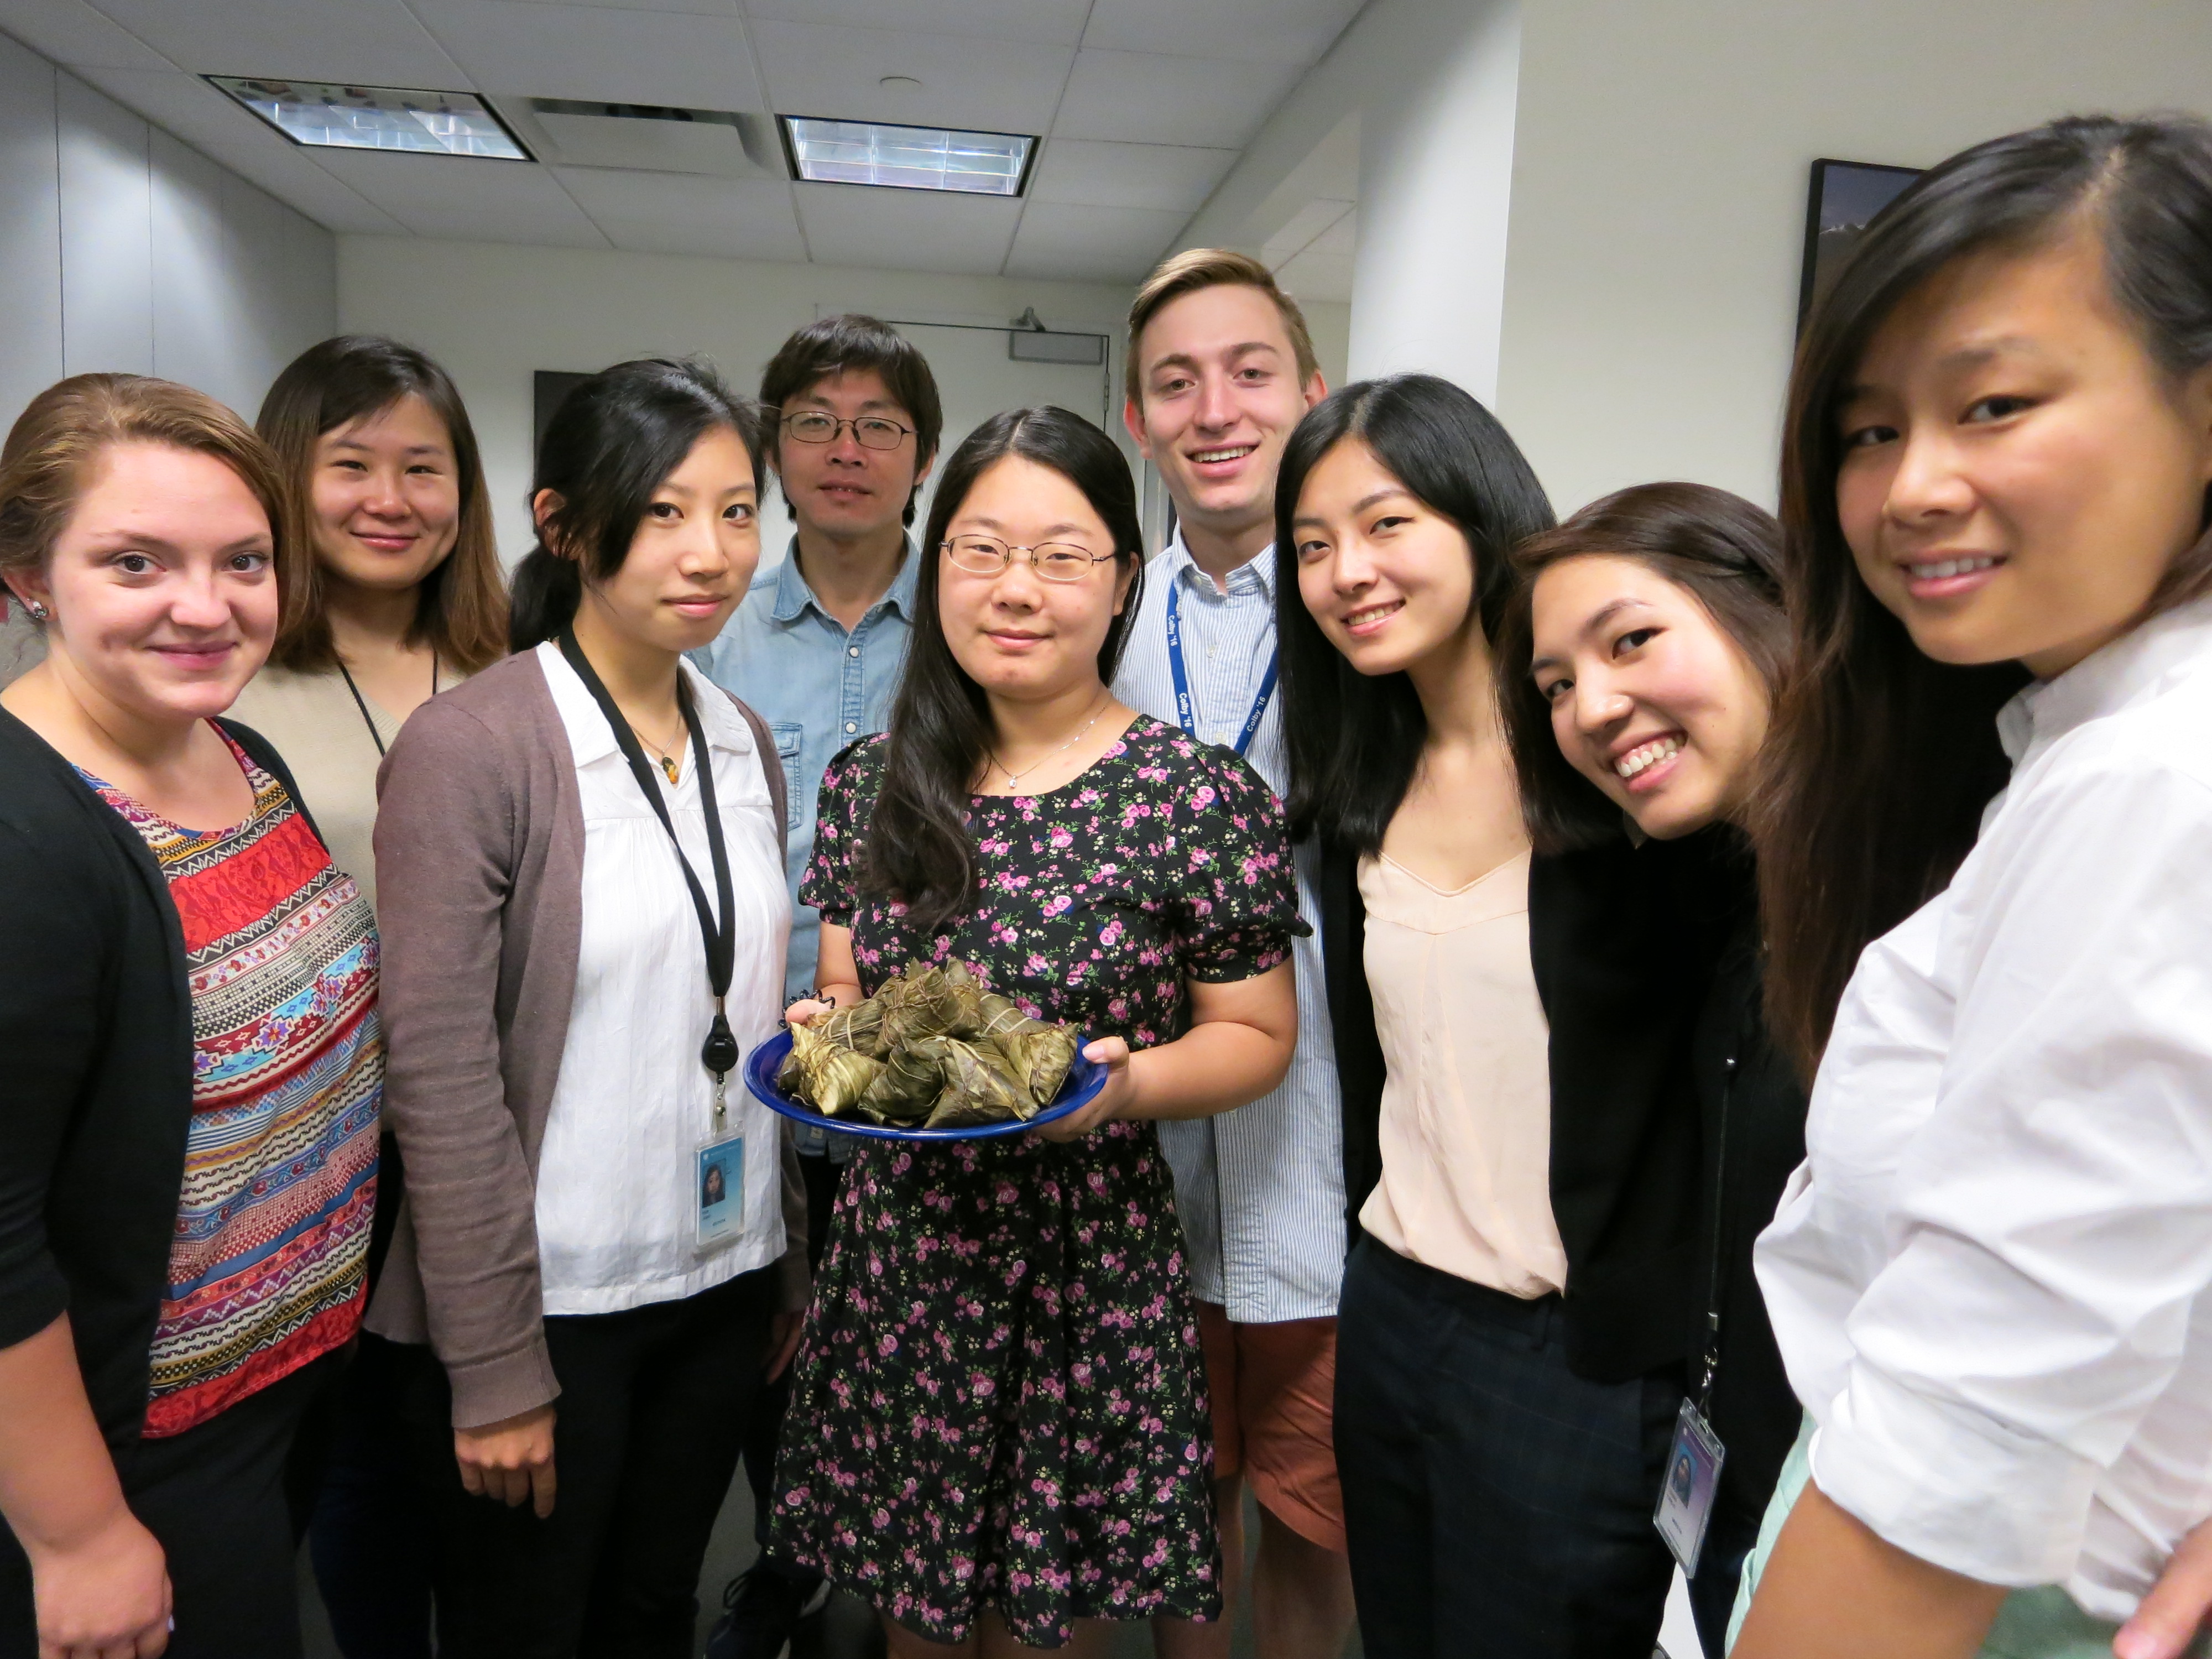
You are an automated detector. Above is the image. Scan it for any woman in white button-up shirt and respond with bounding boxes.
[1728,116,2212,1659]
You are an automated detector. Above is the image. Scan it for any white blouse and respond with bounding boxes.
[1755,596,2212,1618]
[532,641,792,1316]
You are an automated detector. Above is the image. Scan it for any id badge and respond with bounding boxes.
[695,1133,745,1248]
[1653,1398,1727,1575]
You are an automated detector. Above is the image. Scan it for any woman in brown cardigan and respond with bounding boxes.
[368,359,807,1657]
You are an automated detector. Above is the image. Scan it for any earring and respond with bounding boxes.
[22,599,48,622]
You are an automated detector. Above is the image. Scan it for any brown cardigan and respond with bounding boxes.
[364,648,809,1428]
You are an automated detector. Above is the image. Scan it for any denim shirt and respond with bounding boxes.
[692,540,917,1154]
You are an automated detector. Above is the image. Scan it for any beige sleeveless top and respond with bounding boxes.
[1356,849,1567,1297]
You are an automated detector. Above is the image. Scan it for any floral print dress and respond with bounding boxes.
[769,717,1305,1647]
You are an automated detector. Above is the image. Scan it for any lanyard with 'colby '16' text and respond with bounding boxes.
[556,628,740,1120]
[1165,576,1277,759]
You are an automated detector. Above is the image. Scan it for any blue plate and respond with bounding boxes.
[744,1028,1106,1142]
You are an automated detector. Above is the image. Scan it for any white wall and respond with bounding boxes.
[0,28,337,681]
[1498,0,2212,514]
[337,237,1187,563]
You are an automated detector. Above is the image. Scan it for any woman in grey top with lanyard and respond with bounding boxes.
[370,359,808,1657]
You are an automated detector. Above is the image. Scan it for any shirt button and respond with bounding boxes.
[848,646,860,658]
[846,722,857,733]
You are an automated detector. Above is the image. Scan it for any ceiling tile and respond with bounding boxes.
[794,181,1019,275]
[194,139,410,233]
[89,0,469,82]
[1080,0,1364,67]
[1052,50,1297,149]
[1275,243,1353,304]
[407,0,766,109]
[0,0,168,69]
[1029,138,1234,213]
[309,147,610,245]
[750,20,1072,134]
[739,0,1089,48]
[554,166,806,259]
[1003,201,1186,283]
[499,0,738,12]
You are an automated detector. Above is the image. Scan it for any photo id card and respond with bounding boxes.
[695,1134,745,1247]
[1653,1398,1727,1576]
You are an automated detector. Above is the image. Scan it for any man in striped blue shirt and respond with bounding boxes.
[1114,249,1353,1659]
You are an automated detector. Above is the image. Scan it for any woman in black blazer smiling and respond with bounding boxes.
[1277,375,1720,1659]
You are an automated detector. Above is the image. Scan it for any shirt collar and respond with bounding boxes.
[1162,528,1276,599]
[770,534,920,624]
[1997,592,2212,770]
[538,640,754,768]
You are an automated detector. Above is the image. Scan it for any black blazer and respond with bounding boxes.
[1319,831,1725,1384]
[0,708,323,1448]
[1690,858,1808,1520]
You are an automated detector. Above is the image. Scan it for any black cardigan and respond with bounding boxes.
[1319,831,1726,1384]
[0,708,321,1449]
[1690,858,1809,1520]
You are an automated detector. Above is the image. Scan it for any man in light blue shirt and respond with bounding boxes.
[1115,250,1350,1659]
[693,314,938,1659]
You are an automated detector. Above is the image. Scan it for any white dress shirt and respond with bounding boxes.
[1755,596,2212,1616]
[1112,533,1345,1323]
[532,641,792,1316]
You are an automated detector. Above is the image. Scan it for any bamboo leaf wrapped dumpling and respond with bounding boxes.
[969,992,1079,1105]
[915,1035,1033,1128]
[880,964,963,1052]
[778,1021,886,1117]
[855,1035,945,1122]
[816,994,888,1058]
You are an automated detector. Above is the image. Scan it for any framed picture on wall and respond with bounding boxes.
[1798,159,1921,331]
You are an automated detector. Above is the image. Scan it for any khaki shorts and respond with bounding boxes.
[1197,1301,1347,1555]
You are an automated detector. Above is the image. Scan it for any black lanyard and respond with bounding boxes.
[338,656,439,758]
[1694,1003,1757,1415]
[556,628,740,1084]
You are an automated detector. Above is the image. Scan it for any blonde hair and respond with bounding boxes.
[0,374,289,619]
[1125,248,1322,406]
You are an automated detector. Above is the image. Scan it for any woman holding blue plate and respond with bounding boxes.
[770,404,1303,1657]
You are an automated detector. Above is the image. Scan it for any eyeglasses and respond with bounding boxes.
[941,535,1117,582]
[779,410,915,451]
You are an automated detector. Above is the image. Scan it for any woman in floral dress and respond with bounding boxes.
[769,406,1303,1656]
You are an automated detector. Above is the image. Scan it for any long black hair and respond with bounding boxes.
[1759,113,2212,1078]
[1275,373,1555,855]
[509,358,763,651]
[865,406,1145,930]
[1497,483,1789,854]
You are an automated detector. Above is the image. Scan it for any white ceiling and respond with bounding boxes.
[0,0,1367,284]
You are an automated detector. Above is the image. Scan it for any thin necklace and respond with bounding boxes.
[988,695,1113,792]
[627,710,688,785]
[337,653,439,760]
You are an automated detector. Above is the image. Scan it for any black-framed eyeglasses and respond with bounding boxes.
[779,410,915,451]
[941,535,1117,583]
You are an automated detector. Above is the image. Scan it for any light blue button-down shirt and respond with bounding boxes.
[1112,534,1345,1323]
[693,540,917,1156]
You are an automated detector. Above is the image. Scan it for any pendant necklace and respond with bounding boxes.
[627,714,685,784]
[990,695,1113,792]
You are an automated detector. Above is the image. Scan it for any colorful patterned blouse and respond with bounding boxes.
[79,728,381,1437]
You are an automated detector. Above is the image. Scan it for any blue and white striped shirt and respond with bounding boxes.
[1113,534,1345,1323]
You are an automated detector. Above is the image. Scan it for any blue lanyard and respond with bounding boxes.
[1165,576,1278,759]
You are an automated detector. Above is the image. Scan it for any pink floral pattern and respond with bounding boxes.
[770,718,1305,1646]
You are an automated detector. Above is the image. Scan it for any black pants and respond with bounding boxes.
[0,1349,339,1659]
[302,1332,440,1658]
[432,1265,778,1659]
[740,1149,842,1579]
[1334,1237,1679,1659]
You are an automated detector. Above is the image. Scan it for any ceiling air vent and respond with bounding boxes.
[523,100,783,179]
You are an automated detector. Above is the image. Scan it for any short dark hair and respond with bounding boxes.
[1761,112,2212,1076]
[759,315,943,526]
[508,358,765,652]
[866,406,1145,931]
[1495,483,1788,854]
[257,335,507,675]
[1274,374,1555,856]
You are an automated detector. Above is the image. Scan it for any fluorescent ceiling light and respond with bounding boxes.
[209,77,531,161]
[781,116,1031,196]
